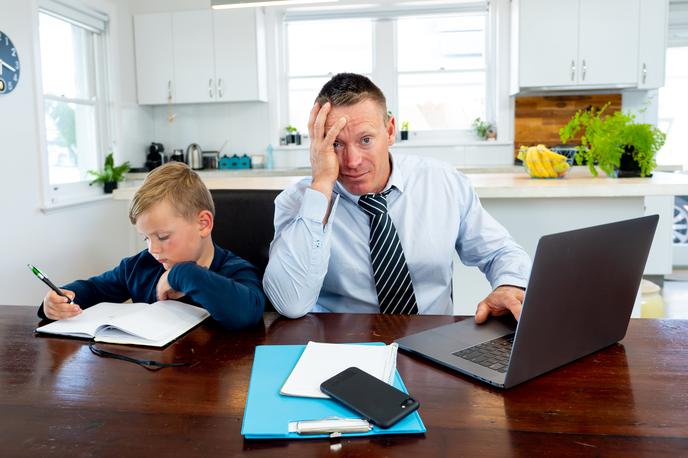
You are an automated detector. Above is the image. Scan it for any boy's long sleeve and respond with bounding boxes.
[167,259,265,330]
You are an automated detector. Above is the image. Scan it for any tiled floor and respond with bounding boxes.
[634,273,688,319]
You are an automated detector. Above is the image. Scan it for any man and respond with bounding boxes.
[264,73,530,322]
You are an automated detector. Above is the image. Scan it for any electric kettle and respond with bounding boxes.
[186,143,203,170]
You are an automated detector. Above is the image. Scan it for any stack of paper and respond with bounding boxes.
[280,341,398,398]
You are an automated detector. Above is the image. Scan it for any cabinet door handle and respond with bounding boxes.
[209,78,214,98]
[218,78,223,98]
[168,80,172,100]
[582,59,587,81]
[642,63,647,84]
[571,60,576,81]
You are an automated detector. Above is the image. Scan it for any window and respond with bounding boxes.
[36,0,110,204]
[283,3,489,138]
[657,47,688,168]
[286,18,373,134]
[397,14,486,131]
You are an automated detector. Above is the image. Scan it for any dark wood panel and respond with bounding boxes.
[1,307,687,457]
[514,94,623,158]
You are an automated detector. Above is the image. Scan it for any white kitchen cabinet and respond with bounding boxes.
[515,0,579,87]
[578,0,639,86]
[133,13,174,105]
[637,0,669,89]
[172,10,215,104]
[133,9,267,105]
[512,0,643,92]
[213,9,267,102]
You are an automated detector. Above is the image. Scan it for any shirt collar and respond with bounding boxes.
[334,152,406,202]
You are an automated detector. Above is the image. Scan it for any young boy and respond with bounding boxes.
[38,162,266,330]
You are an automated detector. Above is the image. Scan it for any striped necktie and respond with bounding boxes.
[358,191,419,315]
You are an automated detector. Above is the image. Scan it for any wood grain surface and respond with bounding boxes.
[514,94,623,157]
[1,307,687,457]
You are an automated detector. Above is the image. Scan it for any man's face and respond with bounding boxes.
[135,200,205,270]
[325,99,395,195]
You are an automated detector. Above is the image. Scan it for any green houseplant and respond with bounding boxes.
[89,153,130,194]
[559,103,666,177]
[285,125,301,145]
[400,120,409,141]
[472,117,494,140]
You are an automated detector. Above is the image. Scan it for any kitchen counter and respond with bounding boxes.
[115,167,688,200]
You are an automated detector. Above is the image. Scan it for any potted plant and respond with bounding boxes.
[285,125,301,145]
[559,103,666,177]
[400,120,410,141]
[472,117,494,140]
[88,153,130,194]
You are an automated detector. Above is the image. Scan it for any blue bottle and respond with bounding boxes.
[266,144,274,169]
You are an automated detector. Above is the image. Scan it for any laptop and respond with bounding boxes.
[396,215,659,389]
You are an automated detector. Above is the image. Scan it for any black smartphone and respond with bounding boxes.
[320,366,419,429]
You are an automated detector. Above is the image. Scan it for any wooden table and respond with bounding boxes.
[1,307,687,457]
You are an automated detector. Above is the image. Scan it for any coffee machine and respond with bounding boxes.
[145,142,166,170]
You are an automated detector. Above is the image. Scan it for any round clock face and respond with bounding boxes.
[0,31,20,94]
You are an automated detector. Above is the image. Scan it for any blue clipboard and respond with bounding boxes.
[241,344,426,439]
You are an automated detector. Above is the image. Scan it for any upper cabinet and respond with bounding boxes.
[133,13,174,105]
[511,0,668,93]
[133,9,268,105]
[637,0,669,89]
[213,9,267,102]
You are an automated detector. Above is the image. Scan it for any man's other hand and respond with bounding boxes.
[475,285,525,324]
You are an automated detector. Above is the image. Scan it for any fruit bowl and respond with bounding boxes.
[518,145,573,179]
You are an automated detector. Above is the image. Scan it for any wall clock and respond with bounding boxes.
[0,30,20,94]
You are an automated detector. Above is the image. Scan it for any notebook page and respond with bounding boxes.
[35,303,141,338]
[280,341,398,399]
[99,300,209,345]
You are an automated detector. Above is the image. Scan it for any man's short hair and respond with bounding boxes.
[315,73,389,122]
[129,161,215,224]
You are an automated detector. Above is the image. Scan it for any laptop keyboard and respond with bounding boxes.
[452,334,515,373]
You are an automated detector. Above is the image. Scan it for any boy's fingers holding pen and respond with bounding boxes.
[45,302,81,320]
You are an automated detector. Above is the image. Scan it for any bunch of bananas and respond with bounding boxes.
[517,144,571,178]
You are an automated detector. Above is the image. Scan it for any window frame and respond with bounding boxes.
[279,1,494,144]
[32,0,115,209]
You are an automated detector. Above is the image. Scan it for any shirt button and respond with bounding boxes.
[313,239,321,248]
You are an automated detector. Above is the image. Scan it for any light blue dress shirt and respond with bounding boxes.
[264,154,531,318]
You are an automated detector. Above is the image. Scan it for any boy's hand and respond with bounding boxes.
[156,271,184,301]
[42,289,81,320]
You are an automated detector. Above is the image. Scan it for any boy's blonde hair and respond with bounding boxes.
[129,162,215,224]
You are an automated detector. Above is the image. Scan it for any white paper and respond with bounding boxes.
[280,341,398,399]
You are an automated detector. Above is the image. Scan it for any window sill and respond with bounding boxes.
[40,193,113,213]
[392,139,512,148]
[273,140,512,152]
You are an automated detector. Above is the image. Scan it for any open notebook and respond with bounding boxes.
[280,341,399,399]
[35,300,209,347]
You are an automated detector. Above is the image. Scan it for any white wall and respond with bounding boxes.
[0,0,147,306]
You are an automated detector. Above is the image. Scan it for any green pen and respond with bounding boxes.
[28,264,73,304]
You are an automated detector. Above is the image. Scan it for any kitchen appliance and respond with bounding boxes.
[186,143,203,170]
[145,142,166,170]
[202,151,220,169]
[170,149,185,162]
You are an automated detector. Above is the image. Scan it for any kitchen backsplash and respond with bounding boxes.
[514,94,623,158]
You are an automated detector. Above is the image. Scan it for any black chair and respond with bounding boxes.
[211,189,281,275]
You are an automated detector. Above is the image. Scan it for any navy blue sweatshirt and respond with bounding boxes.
[37,244,265,330]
